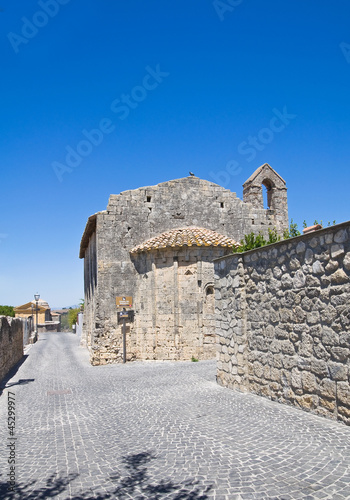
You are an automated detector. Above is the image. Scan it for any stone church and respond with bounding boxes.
[79,163,288,365]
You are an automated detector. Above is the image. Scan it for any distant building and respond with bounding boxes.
[79,163,288,365]
[14,299,61,332]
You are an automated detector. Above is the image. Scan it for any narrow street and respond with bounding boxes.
[0,332,350,499]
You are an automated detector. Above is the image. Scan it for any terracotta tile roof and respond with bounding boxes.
[130,227,239,254]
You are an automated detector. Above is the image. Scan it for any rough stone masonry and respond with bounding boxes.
[215,221,350,425]
[79,163,288,365]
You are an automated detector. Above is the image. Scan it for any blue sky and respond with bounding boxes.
[1,0,350,307]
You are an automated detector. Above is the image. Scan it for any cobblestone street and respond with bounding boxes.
[0,332,350,499]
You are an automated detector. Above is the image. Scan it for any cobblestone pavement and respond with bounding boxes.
[1,333,350,499]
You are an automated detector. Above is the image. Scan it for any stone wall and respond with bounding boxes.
[130,246,228,361]
[37,322,61,333]
[215,221,350,425]
[80,167,289,365]
[0,316,24,382]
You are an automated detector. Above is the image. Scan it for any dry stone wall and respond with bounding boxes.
[0,316,24,382]
[215,221,350,425]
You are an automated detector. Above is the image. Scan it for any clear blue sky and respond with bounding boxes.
[1,0,350,308]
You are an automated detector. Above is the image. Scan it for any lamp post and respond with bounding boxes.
[31,304,34,334]
[34,293,40,337]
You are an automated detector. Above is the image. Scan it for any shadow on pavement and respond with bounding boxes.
[0,452,212,499]
[5,379,35,389]
[0,356,30,397]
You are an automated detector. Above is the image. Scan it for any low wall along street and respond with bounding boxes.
[0,317,24,382]
[215,221,350,425]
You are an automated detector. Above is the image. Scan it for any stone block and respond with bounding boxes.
[306,311,320,325]
[293,270,306,289]
[325,232,333,244]
[291,368,302,389]
[344,252,350,271]
[325,260,339,273]
[312,260,324,274]
[290,257,301,270]
[328,362,348,381]
[305,248,314,264]
[334,229,348,243]
[301,371,317,392]
[331,244,345,259]
[330,347,350,362]
[338,405,350,418]
[330,269,349,285]
[319,398,335,411]
[337,382,350,406]
[310,359,329,378]
[281,274,293,289]
[296,394,318,410]
[305,275,320,287]
[321,327,339,346]
[319,378,336,399]
[296,241,306,254]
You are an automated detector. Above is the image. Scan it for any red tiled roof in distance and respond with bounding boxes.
[130,227,239,254]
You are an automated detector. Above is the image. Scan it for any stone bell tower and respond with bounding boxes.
[243,163,288,233]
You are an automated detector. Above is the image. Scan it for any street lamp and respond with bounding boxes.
[31,304,34,334]
[34,293,40,337]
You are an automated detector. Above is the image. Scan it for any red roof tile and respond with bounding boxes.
[130,227,238,253]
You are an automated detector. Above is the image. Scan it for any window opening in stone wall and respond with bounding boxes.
[262,179,273,210]
[220,202,224,208]
[205,285,215,314]
[146,196,151,202]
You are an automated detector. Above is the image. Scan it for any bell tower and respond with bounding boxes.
[243,163,288,232]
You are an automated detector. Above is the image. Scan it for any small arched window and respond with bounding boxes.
[262,178,273,209]
[204,285,215,314]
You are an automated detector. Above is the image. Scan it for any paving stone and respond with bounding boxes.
[0,332,350,499]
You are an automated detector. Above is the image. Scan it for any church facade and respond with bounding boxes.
[79,163,288,365]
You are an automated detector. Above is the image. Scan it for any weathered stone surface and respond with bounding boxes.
[305,248,313,265]
[216,221,350,425]
[296,241,305,254]
[293,270,306,288]
[337,382,350,406]
[328,362,348,381]
[319,378,336,399]
[0,316,24,382]
[325,260,339,273]
[334,229,348,243]
[312,260,324,274]
[331,244,344,258]
[81,167,289,364]
[301,371,317,392]
[330,269,349,284]
[344,252,350,270]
